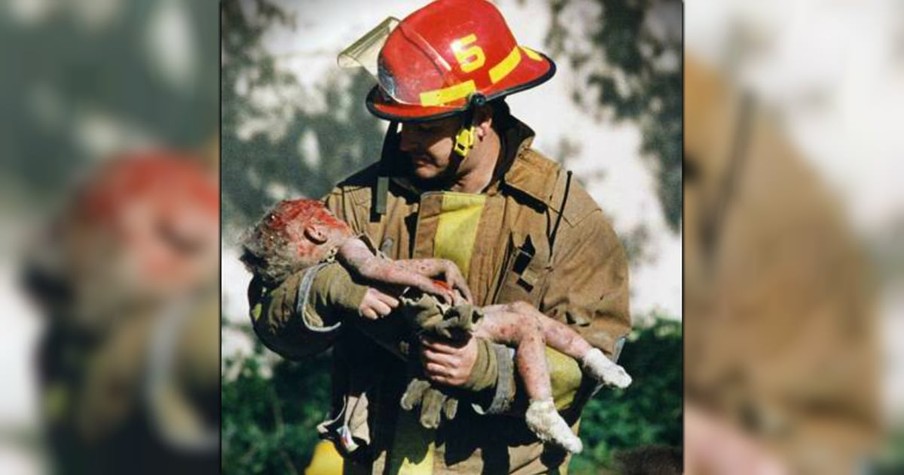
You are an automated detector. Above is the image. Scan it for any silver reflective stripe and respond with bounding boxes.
[297,263,343,333]
[612,335,627,363]
[145,297,218,452]
[473,345,515,415]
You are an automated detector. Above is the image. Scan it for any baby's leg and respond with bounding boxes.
[542,321,632,388]
[509,302,632,389]
[475,304,583,453]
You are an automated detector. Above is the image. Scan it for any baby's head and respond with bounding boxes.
[241,199,352,284]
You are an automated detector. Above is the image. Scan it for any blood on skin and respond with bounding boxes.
[260,199,351,259]
[433,280,450,291]
[79,152,219,227]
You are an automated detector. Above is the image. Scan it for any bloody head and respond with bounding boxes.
[242,199,352,284]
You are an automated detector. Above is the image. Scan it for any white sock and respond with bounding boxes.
[525,399,583,454]
[581,348,632,388]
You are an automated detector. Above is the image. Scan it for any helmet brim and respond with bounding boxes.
[366,49,557,122]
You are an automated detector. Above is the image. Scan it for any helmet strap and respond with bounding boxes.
[453,94,486,158]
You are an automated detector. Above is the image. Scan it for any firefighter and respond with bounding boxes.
[249,0,631,472]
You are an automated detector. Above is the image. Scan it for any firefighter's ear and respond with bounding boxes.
[304,224,328,244]
[474,105,493,139]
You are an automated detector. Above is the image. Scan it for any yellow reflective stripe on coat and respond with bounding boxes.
[547,347,583,410]
[304,440,344,475]
[433,193,486,278]
[389,192,487,475]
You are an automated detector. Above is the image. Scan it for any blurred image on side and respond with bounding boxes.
[0,1,220,473]
[21,152,220,475]
[685,1,904,473]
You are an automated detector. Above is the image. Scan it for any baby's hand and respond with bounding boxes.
[358,287,399,320]
[400,259,473,305]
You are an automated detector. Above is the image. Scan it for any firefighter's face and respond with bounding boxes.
[399,115,463,182]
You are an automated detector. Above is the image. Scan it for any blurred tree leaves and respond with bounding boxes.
[221,0,384,236]
[222,346,334,474]
[0,1,219,201]
[546,0,682,232]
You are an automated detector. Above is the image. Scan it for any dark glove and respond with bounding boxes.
[401,293,479,339]
[399,378,459,429]
[431,304,480,339]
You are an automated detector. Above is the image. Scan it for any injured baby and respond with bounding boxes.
[241,198,632,453]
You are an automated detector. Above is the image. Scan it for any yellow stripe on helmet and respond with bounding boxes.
[489,46,522,84]
[419,80,476,107]
[521,46,543,61]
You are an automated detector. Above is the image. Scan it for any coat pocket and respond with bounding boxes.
[492,231,551,306]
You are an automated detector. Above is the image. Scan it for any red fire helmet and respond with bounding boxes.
[339,0,556,122]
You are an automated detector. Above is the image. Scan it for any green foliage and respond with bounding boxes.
[570,315,683,473]
[222,348,334,474]
[546,0,683,233]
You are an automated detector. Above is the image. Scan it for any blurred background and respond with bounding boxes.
[220,0,682,473]
[0,0,219,473]
[685,0,904,473]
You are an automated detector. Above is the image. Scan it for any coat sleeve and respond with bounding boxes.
[543,208,632,357]
[248,262,367,360]
[539,207,632,412]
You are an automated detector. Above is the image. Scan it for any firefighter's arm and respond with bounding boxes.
[248,263,368,359]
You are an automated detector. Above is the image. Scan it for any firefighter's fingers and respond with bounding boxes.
[442,396,458,420]
[360,288,395,318]
[419,390,445,429]
[359,307,379,320]
[400,379,430,411]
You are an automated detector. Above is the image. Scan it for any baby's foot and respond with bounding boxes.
[582,348,632,388]
[525,399,583,454]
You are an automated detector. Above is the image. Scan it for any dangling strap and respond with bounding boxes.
[548,170,573,259]
[374,121,399,219]
[702,92,754,272]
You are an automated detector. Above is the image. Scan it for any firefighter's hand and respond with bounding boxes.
[420,334,485,388]
[357,288,399,320]
[400,378,458,429]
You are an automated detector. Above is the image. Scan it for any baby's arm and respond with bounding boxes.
[337,238,457,304]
